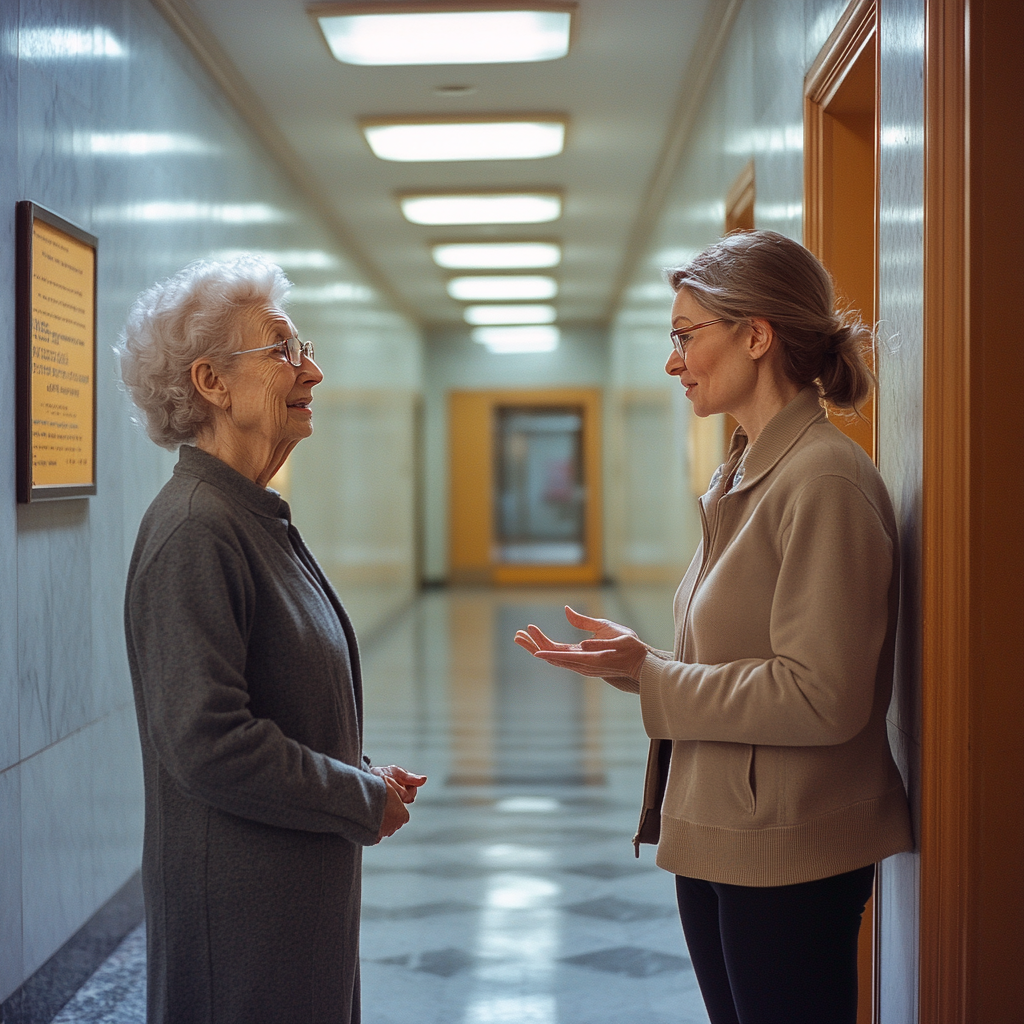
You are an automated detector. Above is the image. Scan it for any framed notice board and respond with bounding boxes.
[16,202,98,502]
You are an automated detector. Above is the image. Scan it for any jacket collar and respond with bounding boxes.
[174,444,291,522]
[727,387,826,493]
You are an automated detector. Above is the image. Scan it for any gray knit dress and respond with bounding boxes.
[124,445,387,1024]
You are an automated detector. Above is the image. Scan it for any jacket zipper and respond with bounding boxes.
[682,490,726,658]
[631,488,726,857]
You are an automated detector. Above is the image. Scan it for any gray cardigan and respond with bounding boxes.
[125,445,387,1024]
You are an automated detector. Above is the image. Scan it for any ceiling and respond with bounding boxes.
[161,0,722,329]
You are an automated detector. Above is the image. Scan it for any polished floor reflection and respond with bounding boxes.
[51,587,709,1024]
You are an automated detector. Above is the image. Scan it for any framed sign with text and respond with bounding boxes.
[16,202,98,502]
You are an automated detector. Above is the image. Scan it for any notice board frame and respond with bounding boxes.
[16,201,98,502]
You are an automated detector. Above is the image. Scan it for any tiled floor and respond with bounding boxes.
[51,586,709,1024]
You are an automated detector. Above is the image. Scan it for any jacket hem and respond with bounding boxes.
[654,784,914,886]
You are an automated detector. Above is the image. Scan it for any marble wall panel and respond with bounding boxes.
[876,3,926,1018]
[89,704,144,909]
[20,723,100,978]
[0,766,23,1003]
[0,0,19,775]
[879,846,920,1024]
[878,0,925,749]
[17,500,94,758]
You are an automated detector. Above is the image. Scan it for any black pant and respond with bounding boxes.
[675,864,875,1024]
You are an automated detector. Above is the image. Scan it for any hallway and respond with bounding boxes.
[2,2,1021,1020]
[49,587,709,1024]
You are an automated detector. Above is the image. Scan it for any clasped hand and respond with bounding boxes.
[371,764,427,842]
[513,605,649,682]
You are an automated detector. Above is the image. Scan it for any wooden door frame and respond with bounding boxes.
[804,5,880,1020]
[803,0,878,270]
[920,1,1024,1021]
[804,0,879,465]
[920,3,970,1015]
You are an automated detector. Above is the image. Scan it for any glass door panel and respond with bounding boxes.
[495,407,585,566]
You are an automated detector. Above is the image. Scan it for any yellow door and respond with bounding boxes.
[448,388,602,586]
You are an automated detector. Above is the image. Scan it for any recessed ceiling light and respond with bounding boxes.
[433,242,561,269]
[464,304,556,325]
[363,119,565,162]
[472,325,560,353]
[448,275,557,301]
[400,193,562,225]
[311,5,574,66]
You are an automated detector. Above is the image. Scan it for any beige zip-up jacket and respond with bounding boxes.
[631,387,913,886]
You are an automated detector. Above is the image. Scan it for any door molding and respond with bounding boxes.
[804,0,877,267]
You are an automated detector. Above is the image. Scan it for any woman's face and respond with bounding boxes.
[225,304,323,449]
[665,288,754,418]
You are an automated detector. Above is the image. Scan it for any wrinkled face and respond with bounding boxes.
[224,304,323,448]
[664,288,754,418]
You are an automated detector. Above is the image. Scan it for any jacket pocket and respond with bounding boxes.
[745,745,756,815]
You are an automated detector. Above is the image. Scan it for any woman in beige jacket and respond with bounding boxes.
[516,230,913,1024]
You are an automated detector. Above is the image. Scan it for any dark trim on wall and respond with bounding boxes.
[1,872,143,1024]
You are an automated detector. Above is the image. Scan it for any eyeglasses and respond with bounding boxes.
[669,318,727,364]
[231,336,315,367]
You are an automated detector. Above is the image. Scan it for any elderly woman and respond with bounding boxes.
[119,256,425,1024]
[516,231,913,1024]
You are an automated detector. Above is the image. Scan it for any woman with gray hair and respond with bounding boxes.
[516,231,912,1024]
[120,256,425,1024]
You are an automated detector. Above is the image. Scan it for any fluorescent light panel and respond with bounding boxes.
[314,8,572,66]
[472,325,560,353]
[363,120,564,162]
[464,304,556,325]
[448,275,557,301]
[401,194,561,225]
[432,242,561,269]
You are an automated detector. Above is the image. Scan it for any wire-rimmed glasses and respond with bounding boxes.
[669,318,727,365]
[231,336,315,367]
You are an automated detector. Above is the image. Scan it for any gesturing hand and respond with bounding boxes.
[514,605,649,682]
[375,776,410,842]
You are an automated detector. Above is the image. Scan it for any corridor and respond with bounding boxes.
[49,587,709,1024]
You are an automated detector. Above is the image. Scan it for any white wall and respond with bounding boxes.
[0,0,420,1000]
[288,305,423,635]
